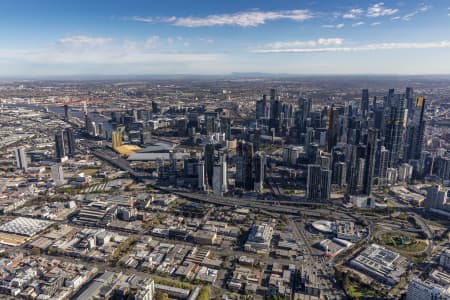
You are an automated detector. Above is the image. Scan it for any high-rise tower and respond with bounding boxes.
[306,164,332,202]
[14,147,27,170]
[384,93,406,167]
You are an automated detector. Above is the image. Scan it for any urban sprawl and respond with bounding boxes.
[0,77,450,300]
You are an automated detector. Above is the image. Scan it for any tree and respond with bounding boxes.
[197,286,211,300]
[155,291,169,300]
[30,247,41,256]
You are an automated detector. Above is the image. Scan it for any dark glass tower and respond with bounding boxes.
[235,141,254,190]
[64,128,76,158]
[204,143,215,188]
[307,164,332,202]
[405,96,426,162]
[361,89,369,117]
[55,131,66,159]
[384,93,406,167]
[363,128,378,195]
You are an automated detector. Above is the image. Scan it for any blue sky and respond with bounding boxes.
[0,0,449,76]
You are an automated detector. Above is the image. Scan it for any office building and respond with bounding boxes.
[151,101,159,114]
[398,163,413,182]
[254,151,266,193]
[55,131,66,160]
[405,96,426,162]
[347,144,366,195]
[197,161,206,191]
[65,128,76,157]
[235,141,254,190]
[306,164,332,202]
[384,93,406,167]
[363,128,378,195]
[51,164,64,186]
[112,131,122,149]
[405,87,414,119]
[375,146,389,185]
[327,106,340,152]
[406,277,450,300]
[14,147,27,170]
[55,128,76,160]
[64,104,70,121]
[440,249,450,271]
[204,111,219,135]
[349,244,409,286]
[244,223,274,253]
[361,89,369,117]
[295,97,312,139]
[204,143,215,188]
[213,154,227,196]
[332,161,347,187]
[424,185,450,217]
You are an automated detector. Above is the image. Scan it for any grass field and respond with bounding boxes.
[379,232,427,253]
[345,279,379,299]
[82,168,99,175]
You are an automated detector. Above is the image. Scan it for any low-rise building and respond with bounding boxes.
[244,223,273,253]
[349,244,409,286]
[406,277,450,300]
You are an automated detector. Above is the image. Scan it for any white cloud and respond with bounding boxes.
[253,41,450,53]
[322,23,344,29]
[352,21,365,27]
[367,2,398,17]
[343,8,364,19]
[371,22,381,26]
[59,35,114,47]
[265,38,344,49]
[402,5,431,21]
[130,10,313,27]
[0,36,221,66]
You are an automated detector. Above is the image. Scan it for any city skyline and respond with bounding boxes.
[1,0,450,76]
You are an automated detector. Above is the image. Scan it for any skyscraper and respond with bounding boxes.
[363,128,378,195]
[51,164,64,186]
[204,143,215,188]
[375,146,389,186]
[64,128,76,157]
[254,151,266,193]
[327,106,340,152]
[332,161,347,187]
[197,161,206,191]
[361,89,369,117]
[295,97,312,136]
[151,101,159,114]
[405,87,414,119]
[306,164,332,202]
[64,104,70,121]
[112,131,122,149]
[269,97,282,135]
[405,96,426,162]
[204,111,219,135]
[347,144,366,195]
[55,131,66,160]
[256,94,269,120]
[14,147,27,170]
[213,153,227,196]
[384,93,406,167]
[235,141,254,190]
